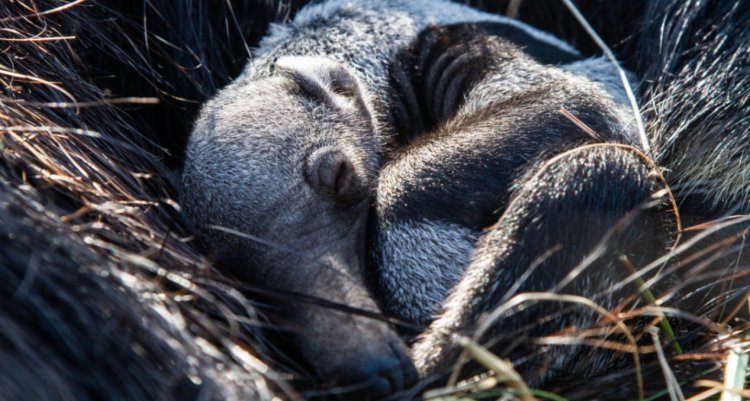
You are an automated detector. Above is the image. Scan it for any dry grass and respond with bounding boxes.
[1,1,748,400]
[0,1,300,399]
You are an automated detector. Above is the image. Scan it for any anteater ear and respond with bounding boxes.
[304,146,367,204]
[275,56,365,108]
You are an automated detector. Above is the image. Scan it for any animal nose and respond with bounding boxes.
[336,343,418,400]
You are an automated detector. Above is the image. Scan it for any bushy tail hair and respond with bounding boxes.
[633,0,750,214]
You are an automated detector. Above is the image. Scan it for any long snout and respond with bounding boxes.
[286,253,418,399]
[292,300,418,399]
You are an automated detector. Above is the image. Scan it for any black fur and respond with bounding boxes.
[378,4,750,398]
[389,22,583,143]
[374,21,646,327]
[1,1,307,400]
[3,1,749,400]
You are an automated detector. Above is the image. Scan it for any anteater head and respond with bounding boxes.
[180,56,415,398]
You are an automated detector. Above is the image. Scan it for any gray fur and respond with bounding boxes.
[409,147,664,378]
[179,0,574,392]
[373,218,477,325]
[377,4,750,388]
[181,0,750,393]
[375,40,640,326]
[366,21,715,387]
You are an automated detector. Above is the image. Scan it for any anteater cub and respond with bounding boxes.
[375,21,729,386]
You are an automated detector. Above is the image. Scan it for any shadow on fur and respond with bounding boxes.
[2,1,749,401]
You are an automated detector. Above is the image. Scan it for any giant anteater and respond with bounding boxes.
[2,1,749,400]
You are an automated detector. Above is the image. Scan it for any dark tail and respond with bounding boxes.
[633,0,750,215]
[475,0,750,214]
